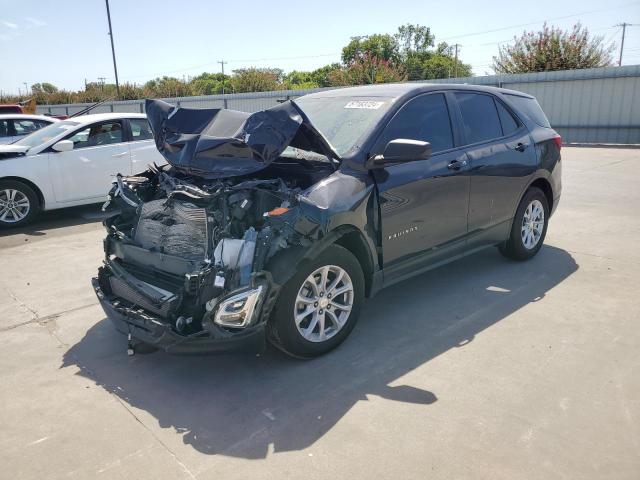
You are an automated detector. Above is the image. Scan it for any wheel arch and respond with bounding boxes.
[0,176,45,209]
[528,177,553,213]
[264,224,378,298]
[332,226,376,297]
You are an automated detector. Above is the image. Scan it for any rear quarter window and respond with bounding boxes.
[495,100,520,136]
[504,94,551,128]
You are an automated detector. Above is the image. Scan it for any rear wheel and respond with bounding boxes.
[268,244,364,358]
[499,187,549,261]
[0,180,40,228]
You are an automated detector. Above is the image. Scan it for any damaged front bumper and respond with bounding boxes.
[92,275,269,355]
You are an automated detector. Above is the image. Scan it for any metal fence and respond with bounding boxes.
[37,65,640,144]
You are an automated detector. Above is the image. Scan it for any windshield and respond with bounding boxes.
[294,96,394,155]
[14,120,80,148]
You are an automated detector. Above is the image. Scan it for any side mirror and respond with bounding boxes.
[52,140,74,152]
[368,139,431,168]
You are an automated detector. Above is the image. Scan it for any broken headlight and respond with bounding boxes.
[212,286,264,328]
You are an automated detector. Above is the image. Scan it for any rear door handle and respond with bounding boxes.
[514,142,529,152]
[447,159,468,171]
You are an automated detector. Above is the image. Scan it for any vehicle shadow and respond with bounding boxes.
[0,204,108,238]
[61,245,577,459]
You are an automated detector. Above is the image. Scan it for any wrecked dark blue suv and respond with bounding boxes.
[93,83,561,358]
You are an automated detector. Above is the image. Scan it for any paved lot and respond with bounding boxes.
[1,147,639,479]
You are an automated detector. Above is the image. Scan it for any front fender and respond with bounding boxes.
[262,169,380,293]
[0,155,54,209]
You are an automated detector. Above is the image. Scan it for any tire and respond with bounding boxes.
[499,186,549,261]
[268,244,365,358]
[0,180,40,228]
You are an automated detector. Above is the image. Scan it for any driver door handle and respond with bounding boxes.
[447,159,468,171]
[112,151,128,158]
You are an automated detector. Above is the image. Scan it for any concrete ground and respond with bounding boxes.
[0,147,638,479]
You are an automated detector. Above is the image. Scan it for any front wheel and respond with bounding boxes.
[268,244,365,358]
[0,180,40,228]
[499,186,549,261]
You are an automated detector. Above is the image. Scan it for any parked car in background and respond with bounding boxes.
[94,84,562,358]
[0,104,30,114]
[0,114,59,145]
[0,113,164,227]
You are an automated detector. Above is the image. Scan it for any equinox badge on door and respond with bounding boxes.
[388,226,419,240]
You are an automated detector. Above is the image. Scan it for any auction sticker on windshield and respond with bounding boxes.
[344,100,385,109]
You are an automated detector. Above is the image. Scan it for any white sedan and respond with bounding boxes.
[0,114,59,145]
[0,112,165,227]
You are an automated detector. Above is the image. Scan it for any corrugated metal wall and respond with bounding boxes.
[38,65,640,144]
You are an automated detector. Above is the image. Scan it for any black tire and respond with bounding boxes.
[268,244,365,358]
[0,180,40,228]
[499,186,549,261]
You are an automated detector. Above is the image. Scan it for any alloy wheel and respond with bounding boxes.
[294,265,354,342]
[0,189,30,223]
[521,199,544,249]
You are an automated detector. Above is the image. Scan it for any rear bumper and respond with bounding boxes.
[92,277,266,354]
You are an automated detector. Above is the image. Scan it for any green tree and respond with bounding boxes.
[341,34,400,65]
[188,72,230,95]
[329,54,406,86]
[420,43,472,79]
[31,82,58,94]
[283,70,320,90]
[230,68,283,93]
[395,24,435,55]
[309,63,342,87]
[143,76,192,97]
[493,23,614,73]
[339,24,471,81]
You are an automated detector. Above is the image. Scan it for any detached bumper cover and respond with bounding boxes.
[92,278,266,354]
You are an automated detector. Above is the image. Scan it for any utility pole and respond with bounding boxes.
[23,83,29,95]
[453,44,461,77]
[105,0,120,97]
[218,60,227,94]
[98,77,106,91]
[615,23,637,66]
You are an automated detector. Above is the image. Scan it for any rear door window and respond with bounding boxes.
[455,92,502,144]
[377,93,454,154]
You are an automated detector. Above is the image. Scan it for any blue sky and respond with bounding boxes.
[0,0,639,95]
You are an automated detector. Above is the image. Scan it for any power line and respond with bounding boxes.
[472,24,623,48]
[440,0,640,41]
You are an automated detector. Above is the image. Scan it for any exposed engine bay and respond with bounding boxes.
[96,156,334,346]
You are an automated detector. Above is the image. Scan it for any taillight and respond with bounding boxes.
[552,135,562,151]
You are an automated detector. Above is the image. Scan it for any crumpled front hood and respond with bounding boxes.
[146,99,338,179]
